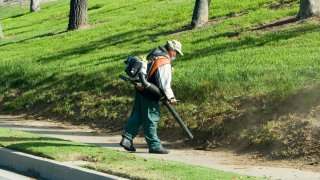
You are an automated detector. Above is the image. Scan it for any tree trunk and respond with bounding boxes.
[0,22,3,39]
[68,0,88,31]
[191,0,211,28]
[0,0,4,6]
[297,0,320,19]
[30,0,41,12]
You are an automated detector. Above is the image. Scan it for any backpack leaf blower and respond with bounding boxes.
[120,57,194,140]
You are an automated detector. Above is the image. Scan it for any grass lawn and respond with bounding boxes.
[0,127,261,179]
[1,0,320,157]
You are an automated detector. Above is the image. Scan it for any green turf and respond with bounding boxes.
[0,127,261,179]
[0,0,319,133]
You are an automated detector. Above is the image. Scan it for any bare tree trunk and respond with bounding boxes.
[297,0,320,19]
[68,0,88,31]
[0,22,3,39]
[0,0,4,6]
[191,0,211,28]
[30,0,41,12]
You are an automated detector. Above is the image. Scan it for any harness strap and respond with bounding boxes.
[148,58,171,78]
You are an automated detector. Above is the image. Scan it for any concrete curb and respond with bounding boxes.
[0,147,126,180]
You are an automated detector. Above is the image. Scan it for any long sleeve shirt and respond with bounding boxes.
[138,46,175,101]
[155,64,175,100]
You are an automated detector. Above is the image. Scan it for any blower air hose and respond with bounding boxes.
[138,72,194,140]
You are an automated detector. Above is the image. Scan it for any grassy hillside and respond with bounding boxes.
[1,0,320,159]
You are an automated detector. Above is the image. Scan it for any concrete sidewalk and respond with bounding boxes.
[0,115,320,180]
[0,167,32,180]
[0,147,126,180]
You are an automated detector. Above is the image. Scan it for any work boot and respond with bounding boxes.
[149,147,170,154]
[120,137,136,152]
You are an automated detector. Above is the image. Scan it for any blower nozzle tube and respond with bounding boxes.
[138,72,194,140]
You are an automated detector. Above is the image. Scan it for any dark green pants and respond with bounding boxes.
[123,92,162,150]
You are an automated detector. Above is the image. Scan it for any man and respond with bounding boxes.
[120,40,183,154]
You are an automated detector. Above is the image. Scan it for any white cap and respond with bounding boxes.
[167,40,183,56]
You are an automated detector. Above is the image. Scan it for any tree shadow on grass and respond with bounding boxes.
[186,23,320,61]
[34,30,145,63]
[0,31,139,92]
[0,60,123,91]
[0,12,29,21]
[252,16,298,31]
[0,67,134,124]
[2,23,32,32]
[2,23,320,91]
[35,22,171,64]
[0,2,150,48]
[0,30,67,48]
[2,23,320,111]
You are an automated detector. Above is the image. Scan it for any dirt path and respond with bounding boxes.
[0,115,319,180]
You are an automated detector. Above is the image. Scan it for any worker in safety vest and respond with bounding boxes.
[120,40,183,154]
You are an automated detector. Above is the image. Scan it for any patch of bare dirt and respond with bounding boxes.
[193,86,320,171]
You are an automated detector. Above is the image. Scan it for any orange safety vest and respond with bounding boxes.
[148,57,171,78]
